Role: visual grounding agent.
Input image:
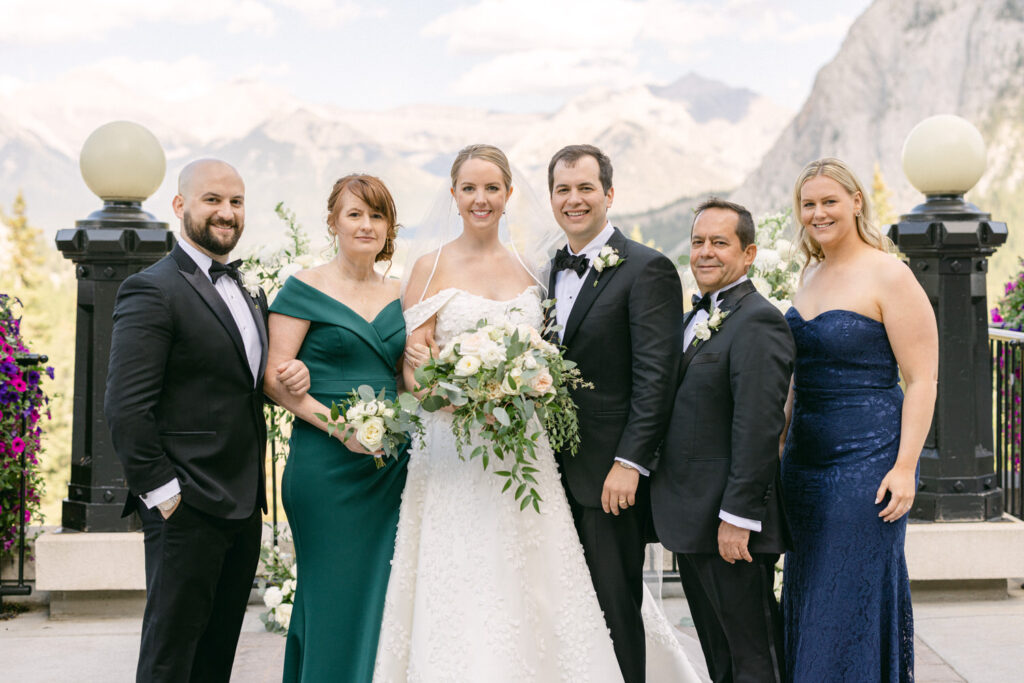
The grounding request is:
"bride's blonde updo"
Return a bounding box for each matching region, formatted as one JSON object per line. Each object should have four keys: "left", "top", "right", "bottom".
{"left": 793, "top": 157, "right": 894, "bottom": 271}
{"left": 450, "top": 144, "right": 513, "bottom": 190}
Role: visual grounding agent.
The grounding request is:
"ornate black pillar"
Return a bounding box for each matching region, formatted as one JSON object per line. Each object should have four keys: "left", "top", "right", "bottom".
{"left": 54, "top": 122, "right": 172, "bottom": 531}
{"left": 888, "top": 115, "right": 1006, "bottom": 521}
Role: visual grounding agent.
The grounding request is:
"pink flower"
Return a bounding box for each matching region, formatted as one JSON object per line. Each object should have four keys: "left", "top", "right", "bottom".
{"left": 10, "top": 378, "right": 27, "bottom": 392}
{"left": 10, "top": 437, "right": 24, "bottom": 454}
{"left": 992, "top": 308, "right": 1004, "bottom": 324}
{"left": 1006, "top": 281, "right": 1017, "bottom": 294}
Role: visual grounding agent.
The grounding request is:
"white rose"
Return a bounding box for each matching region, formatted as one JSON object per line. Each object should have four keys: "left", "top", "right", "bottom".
{"left": 754, "top": 248, "right": 780, "bottom": 272}
{"left": 484, "top": 380, "right": 504, "bottom": 401}
{"left": 752, "top": 276, "right": 771, "bottom": 297}
{"left": 458, "top": 331, "right": 486, "bottom": 357}
{"left": 258, "top": 241, "right": 285, "bottom": 264}
{"left": 529, "top": 368, "right": 555, "bottom": 396}
{"left": 479, "top": 340, "right": 507, "bottom": 368}
{"left": 501, "top": 367, "right": 524, "bottom": 395}
{"left": 263, "top": 586, "right": 283, "bottom": 609}
{"left": 592, "top": 258, "right": 605, "bottom": 272}
{"left": 345, "top": 403, "right": 365, "bottom": 421}
{"left": 708, "top": 309, "right": 724, "bottom": 327}
{"left": 693, "top": 321, "right": 711, "bottom": 342}
{"left": 775, "top": 238, "right": 793, "bottom": 258}
{"left": 607, "top": 254, "right": 620, "bottom": 266}
{"left": 290, "top": 563, "right": 298, "bottom": 579}
{"left": 438, "top": 342, "right": 456, "bottom": 363}
{"left": 486, "top": 325, "right": 505, "bottom": 342}
{"left": 240, "top": 269, "right": 262, "bottom": 296}
{"left": 282, "top": 579, "right": 296, "bottom": 597}
{"left": 381, "top": 407, "right": 395, "bottom": 419}
{"left": 363, "top": 401, "right": 378, "bottom": 416}
{"left": 522, "top": 354, "right": 538, "bottom": 370}
{"left": 455, "top": 355, "right": 482, "bottom": 377}
{"left": 356, "top": 416, "right": 385, "bottom": 451}
{"left": 599, "top": 245, "right": 614, "bottom": 257}
{"left": 274, "top": 602, "right": 293, "bottom": 630}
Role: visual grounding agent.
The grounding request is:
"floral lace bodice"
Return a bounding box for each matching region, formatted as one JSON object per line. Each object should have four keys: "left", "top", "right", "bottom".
{"left": 404, "top": 285, "right": 544, "bottom": 347}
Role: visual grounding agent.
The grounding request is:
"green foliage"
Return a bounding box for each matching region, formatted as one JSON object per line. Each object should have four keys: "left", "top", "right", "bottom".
{"left": 256, "top": 523, "right": 296, "bottom": 635}
{"left": 0, "top": 192, "right": 44, "bottom": 288}
{"left": 990, "top": 258, "right": 1024, "bottom": 330}
{"left": 315, "top": 385, "right": 422, "bottom": 469}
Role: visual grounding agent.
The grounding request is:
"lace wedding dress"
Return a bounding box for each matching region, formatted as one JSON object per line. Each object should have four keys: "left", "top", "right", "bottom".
{"left": 373, "top": 285, "right": 702, "bottom": 683}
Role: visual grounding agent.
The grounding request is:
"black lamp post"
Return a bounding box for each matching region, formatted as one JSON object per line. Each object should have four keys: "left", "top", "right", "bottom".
{"left": 55, "top": 121, "right": 174, "bottom": 532}
{"left": 888, "top": 115, "right": 1006, "bottom": 521}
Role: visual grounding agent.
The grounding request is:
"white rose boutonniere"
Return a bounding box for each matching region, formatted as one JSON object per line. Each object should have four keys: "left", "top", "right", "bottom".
{"left": 240, "top": 267, "right": 262, "bottom": 298}
{"left": 691, "top": 306, "right": 730, "bottom": 347}
{"left": 592, "top": 245, "right": 625, "bottom": 287}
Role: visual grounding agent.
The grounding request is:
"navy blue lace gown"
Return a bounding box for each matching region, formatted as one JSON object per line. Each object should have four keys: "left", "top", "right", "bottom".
{"left": 780, "top": 308, "right": 914, "bottom": 683}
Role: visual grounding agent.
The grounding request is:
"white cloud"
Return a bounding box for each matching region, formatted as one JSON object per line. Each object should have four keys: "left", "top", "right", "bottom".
{"left": 448, "top": 48, "right": 643, "bottom": 97}
{"left": 0, "top": 0, "right": 277, "bottom": 43}
{"left": 62, "top": 56, "right": 222, "bottom": 102}
{"left": 272, "top": 0, "right": 374, "bottom": 27}
{"left": 423, "top": 0, "right": 645, "bottom": 54}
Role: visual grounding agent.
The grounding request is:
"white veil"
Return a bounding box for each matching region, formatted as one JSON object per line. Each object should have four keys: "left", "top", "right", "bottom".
{"left": 397, "top": 166, "right": 563, "bottom": 304}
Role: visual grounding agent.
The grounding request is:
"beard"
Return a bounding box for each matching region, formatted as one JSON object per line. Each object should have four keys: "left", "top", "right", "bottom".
{"left": 183, "top": 210, "right": 243, "bottom": 256}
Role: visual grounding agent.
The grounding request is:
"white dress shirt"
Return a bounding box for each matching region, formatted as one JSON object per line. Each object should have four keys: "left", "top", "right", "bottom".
{"left": 682, "top": 275, "right": 761, "bottom": 532}
{"left": 553, "top": 223, "right": 647, "bottom": 476}
{"left": 141, "top": 238, "right": 262, "bottom": 509}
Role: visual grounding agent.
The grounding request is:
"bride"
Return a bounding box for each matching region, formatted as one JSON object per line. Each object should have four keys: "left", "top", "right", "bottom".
{"left": 373, "top": 144, "right": 703, "bottom": 682}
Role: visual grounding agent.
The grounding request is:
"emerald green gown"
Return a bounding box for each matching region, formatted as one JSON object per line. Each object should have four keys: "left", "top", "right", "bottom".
{"left": 270, "top": 277, "right": 408, "bottom": 683}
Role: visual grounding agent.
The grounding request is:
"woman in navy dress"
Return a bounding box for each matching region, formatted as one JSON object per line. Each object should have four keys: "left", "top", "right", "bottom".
{"left": 780, "top": 158, "right": 937, "bottom": 682}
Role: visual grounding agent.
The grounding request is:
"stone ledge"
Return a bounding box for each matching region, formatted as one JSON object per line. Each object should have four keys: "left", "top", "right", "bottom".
{"left": 906, "top": 514, "right": 1024, "bottom": 581}
{"left": 35, "top": 530, "right": 145, "bottom": 592}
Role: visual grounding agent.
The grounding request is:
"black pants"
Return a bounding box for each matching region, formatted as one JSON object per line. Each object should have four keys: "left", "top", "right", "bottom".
{"left": 566, "top": 480, "right": 650, "bottom": 683}
{"left": 137, "top": 501, "right": 262, "bottom": 683}
{"left": 679, "top": 553, "right": 784, "bottom": 683}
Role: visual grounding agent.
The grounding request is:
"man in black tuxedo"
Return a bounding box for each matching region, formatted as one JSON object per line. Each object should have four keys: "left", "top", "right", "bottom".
{"left": 547, "top": 144, "right": 683, "bottom": 683}
{"left": 105, "top": 159, "right": 307, "bottom": 682}
{"left": 651, "top": 198, "right": 794, "bottom": 683}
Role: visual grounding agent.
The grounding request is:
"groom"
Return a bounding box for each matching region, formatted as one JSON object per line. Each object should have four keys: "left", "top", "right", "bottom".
{"left": 547, "top": 144, "right": 683, "bottom": 683}
{"left": 651, "top": 198, "right": 794, "bottom": 682}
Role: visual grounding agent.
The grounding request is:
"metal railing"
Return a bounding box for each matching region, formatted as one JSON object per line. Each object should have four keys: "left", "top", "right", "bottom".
{"left": 0, "top": 353, "right": 47, "bottom": 606}
{"left": 991, "top": 327, "right": 1024, "bottom": 519}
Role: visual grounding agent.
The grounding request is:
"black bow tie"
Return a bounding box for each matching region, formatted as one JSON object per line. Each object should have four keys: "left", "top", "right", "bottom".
{"left": 554, "top": 247, "right": 590, "bottom": 277}
{"left": 691, "top": 292, "right": 712, "bottom": 314}
{"left": 209, "top": 259, "right": 243, "bottom": 284}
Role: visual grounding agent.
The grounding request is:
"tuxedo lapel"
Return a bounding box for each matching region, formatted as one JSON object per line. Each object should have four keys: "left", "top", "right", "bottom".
{"left": 678, "top": 280, "right": 757, "bottom": 382}
{"left": 172, "top": 245, "right": 252, "bottom": 377}
{"left": 244, "top": 289, "right": 269, "bottom": 381}
{"left": 562, "top": 228, "right": 627, "bottom": 347}
{"left": 544, "top": 264, "right": 559, "bottom": 342}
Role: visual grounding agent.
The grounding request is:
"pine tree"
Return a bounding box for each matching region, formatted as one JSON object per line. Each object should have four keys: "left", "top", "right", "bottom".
{"left": 871, "top": 163, "right": 897, "bottom": 227}
{"left": 0, "top": 191, "right": 44, "bottom": 288}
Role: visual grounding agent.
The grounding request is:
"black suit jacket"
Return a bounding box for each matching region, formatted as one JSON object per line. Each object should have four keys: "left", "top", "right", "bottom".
{"left": 105, "top": 244, "right": 269, "bottom": 520}
{"left": 548, "top": 228, "right": 683, "bottom": 508}
{"left": 651, "top": 280, "right": 794, "bottom": 554}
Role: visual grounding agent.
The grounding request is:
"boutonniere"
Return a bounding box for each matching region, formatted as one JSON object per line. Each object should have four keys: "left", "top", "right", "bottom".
{"left": 692, "top": 307, "right": 729, "bottom": 347}
{"left": 240, "top": 268, "right": 262, "bottom": 299}
{"left": 592, "top": 245, "right": 625, "bottom": 287}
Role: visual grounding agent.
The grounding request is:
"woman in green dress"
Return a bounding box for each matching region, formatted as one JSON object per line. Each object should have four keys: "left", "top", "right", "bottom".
{"left": 264, "top": 174, "right": 408, "bottom": 682}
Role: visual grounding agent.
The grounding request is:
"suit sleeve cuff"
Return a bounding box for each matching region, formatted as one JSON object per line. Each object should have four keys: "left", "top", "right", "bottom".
{"left": 719, "top": 509, "right": 762, "bottom": 533}
{"left": 615, "top": 457, "right": 650, "bottom": 477}
{"left": 140, "top": 479, "right": 181, "bottom": 509}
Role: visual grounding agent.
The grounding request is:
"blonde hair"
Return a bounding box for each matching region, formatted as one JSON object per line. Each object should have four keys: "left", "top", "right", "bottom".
{"left": 793, "top": 157, "right": 893, "bottom": 271}
{"left": 450, "top": 144, "right": 512, "bottom": 190}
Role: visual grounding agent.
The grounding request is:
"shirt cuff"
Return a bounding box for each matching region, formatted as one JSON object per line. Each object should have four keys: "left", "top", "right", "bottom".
{"left": 140, "top": 479, "right": 181, "bottom": 509}
{"left": 718, "top": 509, "right": 762, "bottom": 533}
{"left": 615, "top": 457, "right": 650, "bottom": 477}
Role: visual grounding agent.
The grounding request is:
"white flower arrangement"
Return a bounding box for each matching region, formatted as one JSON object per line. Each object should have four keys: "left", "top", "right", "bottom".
{"left": 257, "top": 525, "right": 297, "bottom": 635}
{"left": 749, "top": 210, "right": 802, "bottom": 313}
{"left": 692, "top": 306, "right": 730, "bottom": 347}
{"left": 317, "top": 385, "right": 421, "bottom": 469}
{"left": 414, "top": 320, "right": 590, "bottom": 512}
{"left": 592, "top": 245, "right": 625, "bottom": 286}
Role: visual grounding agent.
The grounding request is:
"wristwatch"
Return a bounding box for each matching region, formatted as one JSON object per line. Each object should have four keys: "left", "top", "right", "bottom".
{"left": 157, "top": 493, "right": 181, "bottom": 513}
{"left": 616, "top": 460, "right": 637, "bottom": 471}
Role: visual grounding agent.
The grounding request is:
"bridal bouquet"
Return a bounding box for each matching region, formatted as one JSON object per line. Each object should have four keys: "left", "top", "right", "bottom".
{"left": 414, "top": 320, "right": 590, "bottom": 512}
{"left": 317, "top": 385, "right": 421, "bottom": 468}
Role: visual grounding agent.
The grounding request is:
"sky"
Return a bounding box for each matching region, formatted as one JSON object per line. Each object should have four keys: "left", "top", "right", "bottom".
{"left": 0, "top": 0, "right": 873, "bottom": 113}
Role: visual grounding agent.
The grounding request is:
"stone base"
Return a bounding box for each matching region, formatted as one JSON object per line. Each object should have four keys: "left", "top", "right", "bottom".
{"left": 910, "top": 578, "right": 1010, "bottom": 601}
{"left": 48, "top": 590, "right": 147, "bottom": 619}
{"left": 905, "top": 513, "right": 1024, "bottom": 597}
{"left": 35, "top": 530, "right": 146, "bottom": 593}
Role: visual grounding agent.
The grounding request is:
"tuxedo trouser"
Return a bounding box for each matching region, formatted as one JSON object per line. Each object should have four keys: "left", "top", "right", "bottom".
{"left": 678, "top": 552, "right": 783, "bottom": 683}
{"left": 566, "top": 479, "right": 649, "bottom": 683}
{"left": 138, "top": 502, "right": 262, "bottom": 683}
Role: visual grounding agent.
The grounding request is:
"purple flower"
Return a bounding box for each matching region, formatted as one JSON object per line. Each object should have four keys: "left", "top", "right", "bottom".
{"left": 1008, "top": 281, "right": 1018, "bottom": 294}
{"left": 992, "top": 307, "right": 1005, "bottom": 324}
{"left": 9, "top": 377, "right": 27, "bottom": 392}
{"left": 46, "top": 366, "right": 54, "bottom": 380}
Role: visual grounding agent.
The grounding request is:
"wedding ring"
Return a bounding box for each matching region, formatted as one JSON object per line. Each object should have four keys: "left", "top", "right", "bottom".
{"left": 618, "top": 497, "right": 627, "bottom": 504}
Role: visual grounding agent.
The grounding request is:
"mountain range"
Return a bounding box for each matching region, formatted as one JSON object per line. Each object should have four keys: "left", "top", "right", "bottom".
{"left": 0, "top": 71, "right": 790, "bottom": 248}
